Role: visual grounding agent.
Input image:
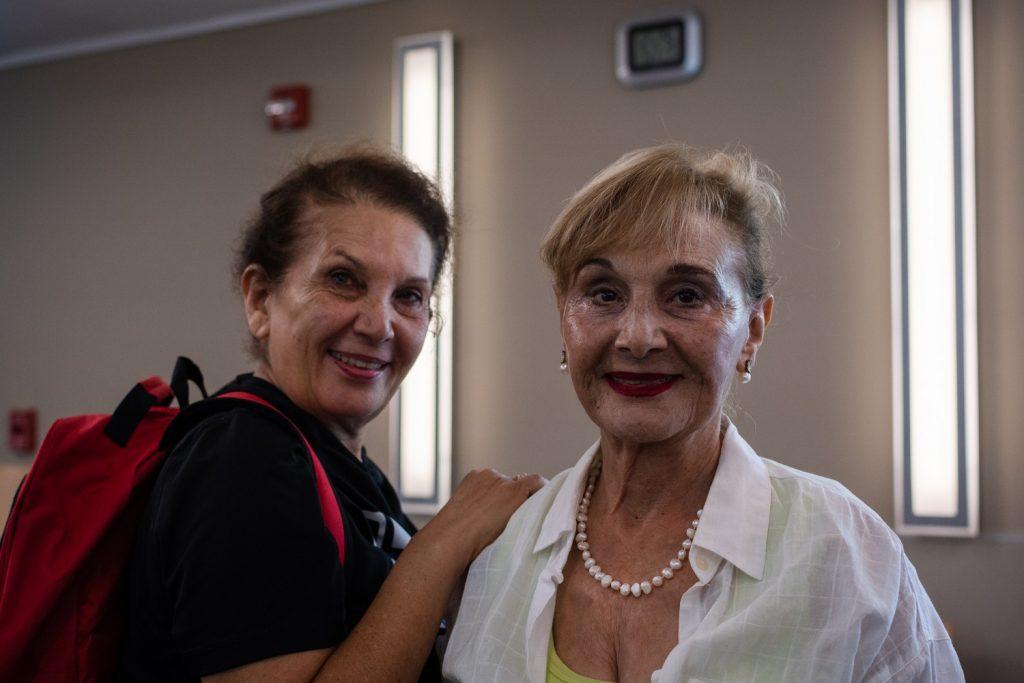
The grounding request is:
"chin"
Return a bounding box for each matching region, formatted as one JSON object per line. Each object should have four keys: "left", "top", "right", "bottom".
{"left": 593, "top": 413, "right": 682, "bottom": 445}
{"left": 318, "top": 391, "right": 380, "bottom": 425}
{"left": 590, "top": 394, "right": 709, "bottom": 446}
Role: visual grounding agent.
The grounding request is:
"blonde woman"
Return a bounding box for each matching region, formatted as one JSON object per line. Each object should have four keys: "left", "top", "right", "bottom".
{"left": 443, "top": 144, "right": 962, "bottom": 682}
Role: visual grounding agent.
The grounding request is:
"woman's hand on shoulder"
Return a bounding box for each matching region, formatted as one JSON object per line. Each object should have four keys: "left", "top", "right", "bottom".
{"left": 425, "top": 469, "right": 545, "bottom": 565}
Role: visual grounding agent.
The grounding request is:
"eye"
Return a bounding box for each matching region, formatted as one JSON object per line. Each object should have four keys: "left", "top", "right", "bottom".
{"left": 672, "top": 287, "right": 704, "bottom": 307}
{"left": 329, "top": 269, "right": 357, "bottom": 287}
{"left": 588, "top": 287, "right": 620, "bottom": 305}
{"left": 396, "top": 288, "right": 426, "bottom": 308}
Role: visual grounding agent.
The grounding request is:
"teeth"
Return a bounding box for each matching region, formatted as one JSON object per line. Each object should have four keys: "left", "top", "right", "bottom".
{"left": 330, "top": 351, "right": 385, "bottom": 370}
{"left": 614, "top": 376, "right": 671, "bottom": 386}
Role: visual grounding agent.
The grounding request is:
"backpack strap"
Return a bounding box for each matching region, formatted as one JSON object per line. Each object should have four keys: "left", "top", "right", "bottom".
{"left": 170, "top": 356, "right": 208, "bottom": 409}
{"left": 104, "top": 376, "right": 174, "bottom": 448}
{"left": 103, "top": 355, "right": 207, "bottom": 449}
{"left": 217, "top": 391, "right": 346, "bottom": 567}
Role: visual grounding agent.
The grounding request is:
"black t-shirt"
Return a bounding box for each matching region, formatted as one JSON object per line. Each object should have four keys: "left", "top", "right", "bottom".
{"left": 119, "top": 374, "right": 441, "bottom": 680}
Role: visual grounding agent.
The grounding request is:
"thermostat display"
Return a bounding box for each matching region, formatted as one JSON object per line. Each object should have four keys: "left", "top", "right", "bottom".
{"left": 616, "top": 10, "right": 703, "bottom": 87}
{"left": 630, "top": 21, "right": 684, "bottom": 71}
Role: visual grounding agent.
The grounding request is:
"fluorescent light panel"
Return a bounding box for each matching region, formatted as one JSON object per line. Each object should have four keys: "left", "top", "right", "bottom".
{"left": 391, "top": 32, "right": 454, "bottom": 514}
{"left": 889, "top": 0, "right": 978, "bottom": 535}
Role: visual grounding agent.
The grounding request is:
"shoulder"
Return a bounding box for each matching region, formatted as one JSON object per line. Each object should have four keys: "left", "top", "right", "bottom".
{"left": 510, "top": 467, "right": 576, "bottom": 527}
{"left": 132, "top": 403, "right": 350, "bottom": 677}
{"left": 483, "top": 467, "right": 575, "bottom": 561}
{"left": 459, "top": 465, "right": 575, "bottom": 604}
{"left": 153, "top": 404, "right": 315, "bottom": 522}
{"left": 762, "top": 457, "right": 902, "bottom": 556}
{"left": 751, "top": 456, "right": 908, "bottom": 618}
{"left": 145, "top": 404, "right": 337, "bottom": 581}
{"left": 763, "top": 455, "right": 864, "bottom": 504}
{"left": 457, "top": 464, "right": 575, "bottom": 613}
{"left": 739, "top": 457, "right": 959, "bottom": 678}
{"left": 166, "top": 403, "right": 306, "bottom": 476}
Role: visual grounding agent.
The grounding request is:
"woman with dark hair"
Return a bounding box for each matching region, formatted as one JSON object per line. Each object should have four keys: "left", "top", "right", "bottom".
{"left": 119, "top": 148, "right": 542, "bottom": 681}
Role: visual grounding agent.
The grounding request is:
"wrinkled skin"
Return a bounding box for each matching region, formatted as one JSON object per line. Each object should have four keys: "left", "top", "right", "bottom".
{"left": 242, "top": 201, "right": 434, "bottom": 454}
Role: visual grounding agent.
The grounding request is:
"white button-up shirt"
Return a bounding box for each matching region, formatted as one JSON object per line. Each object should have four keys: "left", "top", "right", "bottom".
{"left": 443, "top": 424, "right": 963, "bottom": 682}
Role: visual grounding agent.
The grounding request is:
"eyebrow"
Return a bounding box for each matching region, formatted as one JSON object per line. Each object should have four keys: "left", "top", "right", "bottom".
{"left": 576, "top": 258, "right": 717, "bottom": 280}
{"left": 666, "top": 263, "right": 717, "bottom": 280}
{"left": 328, "top": 249, "right": 431, "bottom": 287}
{"left": 575, "top": 257, "right": 615, "bottom": 274}
{"left": 328, "top": 249, "right": 364, "bottom": 270}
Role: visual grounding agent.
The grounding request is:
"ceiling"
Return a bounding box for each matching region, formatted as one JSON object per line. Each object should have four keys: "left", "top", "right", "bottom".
{"left": 0, "top": 0, "right": 383, "bottom": 70}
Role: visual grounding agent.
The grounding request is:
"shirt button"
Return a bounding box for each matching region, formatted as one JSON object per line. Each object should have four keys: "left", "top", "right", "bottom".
{"left": 694, "top": 557, "right": 708, "bottom": 571}
{"left": 542, "top": 570, "right": 564, "bottom": 584}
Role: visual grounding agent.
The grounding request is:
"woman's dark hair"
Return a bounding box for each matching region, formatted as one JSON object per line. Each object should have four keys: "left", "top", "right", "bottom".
{"left": 235, "top": 146, "right": 452, "bottom": 290}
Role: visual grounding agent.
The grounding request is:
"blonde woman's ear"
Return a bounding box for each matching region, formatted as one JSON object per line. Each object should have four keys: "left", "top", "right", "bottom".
{"left": 760, "top": 294, "right": 774, "bottom": 328}
{"left": 742, "top": 294, "right": 773, "bottom": 360}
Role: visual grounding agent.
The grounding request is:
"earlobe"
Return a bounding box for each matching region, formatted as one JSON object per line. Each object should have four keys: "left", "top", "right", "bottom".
{"left": 241, "top": 265, "right": 272, "bottom": 341}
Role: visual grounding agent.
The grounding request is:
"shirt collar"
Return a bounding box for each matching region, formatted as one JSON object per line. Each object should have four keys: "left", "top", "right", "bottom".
{"left": 533, "top": 441, "right": 600, "bottom": 554}
{"left": 689, "top": 421, "right": 771, "bottom": 582}
{"left": 531, "top": 422, "right": 771, "bottom": 582}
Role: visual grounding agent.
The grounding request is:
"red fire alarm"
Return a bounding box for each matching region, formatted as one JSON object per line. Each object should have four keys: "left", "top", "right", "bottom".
{"left": 265, "top": 84, "right": 311, "bottom": 131}
{"left": 9, "top": 408, "right": 36, "bottom": 454}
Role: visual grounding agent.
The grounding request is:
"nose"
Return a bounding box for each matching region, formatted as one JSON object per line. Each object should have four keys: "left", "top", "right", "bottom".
{"left": 615, "top": 299, "right": 667, "bottom": 358}
{"left": 353, "top": 296, "right": 395, "bottom": 344}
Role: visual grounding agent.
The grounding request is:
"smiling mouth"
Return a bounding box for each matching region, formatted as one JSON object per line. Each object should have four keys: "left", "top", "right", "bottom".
{"left": 328, "top": 350, "right": 389, "bottom": 379}
{"left": 604, "top": 372, "right": 679, "bottom": 397}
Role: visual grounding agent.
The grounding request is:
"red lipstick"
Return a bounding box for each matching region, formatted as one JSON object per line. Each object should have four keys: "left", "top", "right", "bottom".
{"left": 605, "top": 372, "right": 678, "bottom": 398}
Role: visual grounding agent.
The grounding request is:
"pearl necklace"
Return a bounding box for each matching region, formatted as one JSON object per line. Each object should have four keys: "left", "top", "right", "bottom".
{"left": 575, "top": 458, "right": 702, "bottom": 598}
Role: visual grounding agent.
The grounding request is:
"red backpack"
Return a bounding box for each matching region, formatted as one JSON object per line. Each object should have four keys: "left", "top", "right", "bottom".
{"left": 0, "top": 358, "right": 345, "bottom": 681}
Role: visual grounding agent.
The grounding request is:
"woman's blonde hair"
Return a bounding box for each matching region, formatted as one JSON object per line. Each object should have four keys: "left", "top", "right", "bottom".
{"left": 540, "top": 143, "right": 784, "bottom": 300}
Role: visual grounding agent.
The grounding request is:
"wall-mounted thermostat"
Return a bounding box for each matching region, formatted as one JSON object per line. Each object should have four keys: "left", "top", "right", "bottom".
{"left": 615, "top": 9, "right": 703, "bottom": 88}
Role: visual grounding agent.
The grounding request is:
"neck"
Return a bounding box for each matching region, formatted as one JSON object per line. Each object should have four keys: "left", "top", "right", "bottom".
{"left": 332, "top": 428, "right": 363, "bottom": 461}
{"left": 594, "top": 416, "right": 724, "bottom": 521}
{"left": 253, "top": 364, "right": 364, "bottom": 460}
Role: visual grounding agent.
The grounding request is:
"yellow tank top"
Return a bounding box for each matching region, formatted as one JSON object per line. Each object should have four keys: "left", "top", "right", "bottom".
{"left": 546, "top": 637, "right": 614, "bottom": 683}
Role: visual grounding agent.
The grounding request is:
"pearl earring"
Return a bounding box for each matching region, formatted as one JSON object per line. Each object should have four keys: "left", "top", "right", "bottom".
{"left": 740, "top": 359, "right": 752, "bottom": 384}
{"left": 559, "top": 349, "right": 568, "bottom": 373}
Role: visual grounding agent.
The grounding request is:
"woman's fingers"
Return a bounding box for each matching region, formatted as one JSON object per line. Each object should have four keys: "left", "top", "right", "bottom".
{"left": 427, "top": 468, "right": 547, "bottom": 562}
{"left": 513, "top": 473, "right": 546, "bottom": 496}
{"left": 493, "top": 470, "right": 545, "bottom": 500}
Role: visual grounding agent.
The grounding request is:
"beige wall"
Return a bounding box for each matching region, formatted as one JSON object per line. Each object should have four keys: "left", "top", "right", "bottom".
{"left": 1, "top": 0, "right": 1021, "bottom": 677}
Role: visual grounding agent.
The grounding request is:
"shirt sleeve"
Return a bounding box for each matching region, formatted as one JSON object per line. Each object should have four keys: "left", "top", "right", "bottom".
{"left": 862, "top": 552, "right": 965, "bottom": 682}
{"left": 154, "top": 408, "right": 349, "bottom": 676}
